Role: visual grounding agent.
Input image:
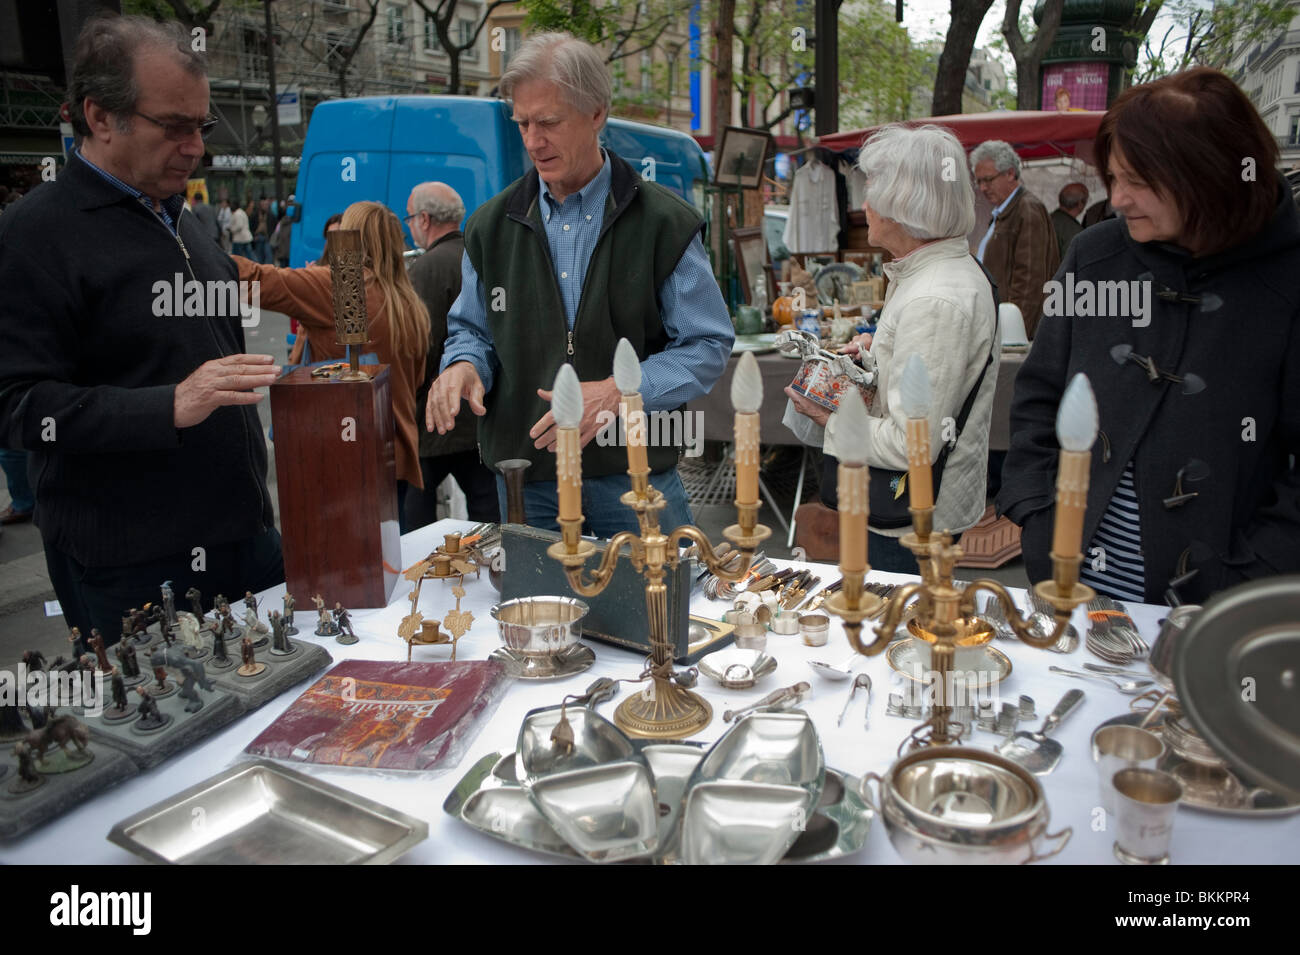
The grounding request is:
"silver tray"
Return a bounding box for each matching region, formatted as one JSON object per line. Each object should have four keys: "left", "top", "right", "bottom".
{"left": 443, "top": 747, "right": 872, "bottom": 864}
{"left": 108, "top": 760, "right": 428, "bottom": 864}
{"left": 1098, "top": 712, "right": 1300, "bottom": 817}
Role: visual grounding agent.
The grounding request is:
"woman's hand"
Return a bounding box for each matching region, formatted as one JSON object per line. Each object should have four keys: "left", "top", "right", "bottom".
{"left": 838, "top": 332, "right": 873, "bottom": 357}
{"left": 784, "top": 386, "right": 831, "bottom": 427}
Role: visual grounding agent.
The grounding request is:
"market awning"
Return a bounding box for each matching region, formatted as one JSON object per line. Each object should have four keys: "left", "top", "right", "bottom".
{"left": 817, "top": 110, "right": 1105, "bottom": 163}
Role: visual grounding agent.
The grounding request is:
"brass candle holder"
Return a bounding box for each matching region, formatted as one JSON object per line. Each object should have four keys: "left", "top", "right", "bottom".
{"left": 547, "top": 482, "right": 770, "bottom": 739}
{"left": 824, "top": 364, "right": 1099, "bottom": 752}
{"left": 545, "top": 346, "right": 771, "bottom": 739}
{"left": 325, "top": 229, "right": 372, "bottom": 382}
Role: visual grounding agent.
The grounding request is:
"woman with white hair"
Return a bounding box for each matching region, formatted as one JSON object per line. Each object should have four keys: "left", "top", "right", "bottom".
{"left": 786, "top": 124, "right": 999, "bottom": 573}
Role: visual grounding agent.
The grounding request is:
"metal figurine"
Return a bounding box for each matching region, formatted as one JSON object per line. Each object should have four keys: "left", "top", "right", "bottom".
{"left": 242, "top": 606, "right": 269, "bottom": 646}
{"left": 176, "top": 611, "right": 207, "bottom": 658}
{"left": 25, "top": 712, "right": 92, "bottom": 765}
{"left": 106, "top": 669, "right": 134, "bottom": 719}
{"left": 185, "top": 586, "right": 204, "bottom": 619}
{"left": 87, "top": 629, "right": 111, "bottom": 671}
{"left": 243, "top": 590, "right": 259, "bottom": 617}
{"left": 67, "top": 626, "right": 86, "bottom": 658}
{"left": 160, "top": 580, "right": 177, "bottom": 630}
{"left": 134, "top": 687, "right": 168, "bottom": 730}
{"left": 269, "top": 610, "right": 294, "bottom": 654}
{"left": 10, "top": 741, "right": 42, "bottom": 792}
{"left": 210, "top": 625, "right": 231, "bottom": 667}
{"left": 22, "top": 649, "right": 47, "bottom": 672}
{"left": 150, "top": 646, "right": 214, "bottom": 713}
{"left": 282, "top": 592, "right": 298, "bottom": 635}
{"left": 313, "top": 594, "right": 338, "bottom": 636}
{"left": 237, "top": 636, "right": 266, "bottom": 677}
{"left": 213, "top": 593, "right": 230, "bottom": 619}
{"left": 333, "top": 603, "right": 357, "bottom": 646}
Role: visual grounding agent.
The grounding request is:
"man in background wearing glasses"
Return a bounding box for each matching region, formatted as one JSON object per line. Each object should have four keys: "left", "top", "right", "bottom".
{"left": 970, "top": 139, "right": 1059, "bottom": 339}
{"left": 0, "top": 15, "right": 284, "bottom": 647}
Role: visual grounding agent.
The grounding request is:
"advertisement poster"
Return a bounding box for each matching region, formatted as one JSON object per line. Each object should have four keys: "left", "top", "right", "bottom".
{"left": 1042, "top": 62, "right": 1110, "bottom": 111}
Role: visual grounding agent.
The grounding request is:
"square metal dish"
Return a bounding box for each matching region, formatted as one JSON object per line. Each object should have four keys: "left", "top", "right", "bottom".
{"left": 108, "top": 760, "right": 428, "bottom": 864}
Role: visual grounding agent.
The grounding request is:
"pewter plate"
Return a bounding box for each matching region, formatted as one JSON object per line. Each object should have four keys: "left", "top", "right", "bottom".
{"left": 488, "top": 643, "right": 595, "bottom": 680}
{"left": 443, "top": 750, "right": 871, "bottom": 864}
{"left": 108, "top": 760, "right": 427, "bottom": 864}
{"left": 887, "top": 638, "right": 1012, "bottom": 686}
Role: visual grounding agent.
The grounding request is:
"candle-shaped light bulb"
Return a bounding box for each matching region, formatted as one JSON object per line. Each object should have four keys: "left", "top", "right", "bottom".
{"left": 899, "top": 352, "right": 934, "bottom": 511}
{"left": 731, "top": 351, "right": 763, "bottom": 413}
{"left": 899, "top": 353, "right": 932, "bottom": 419}
{"left": 731, "top": 351, "right": 763, "bottom": 507}
{"left": 1055, "top": 373, "right": 1098, "bottom": 452}
{"left": 612, "top": 338, "right": 648, "bottom": 476}
{"left": 1051, "top": 373, "right": 1097, "bottom": 560}
{"left": 551, "top": 363, "right": 584, "bottom": 522}
{"left": 834, "top": 388, "right": 870, "bottom": 574}
{"left": 612, "top": 337, "right": 642, "bottom": 394}
{"left": 551, "top": 363, "right": 583, "bottom": 428}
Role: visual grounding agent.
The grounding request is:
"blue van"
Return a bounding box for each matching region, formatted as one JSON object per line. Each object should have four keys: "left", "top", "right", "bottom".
{"left": 290, "top": 95, "right": 710, "bottom": 267}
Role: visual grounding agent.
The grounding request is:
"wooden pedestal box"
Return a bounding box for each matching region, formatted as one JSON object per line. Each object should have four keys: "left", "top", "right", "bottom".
{"left": 269, "top": 366, "right": 400, "bottom": 609}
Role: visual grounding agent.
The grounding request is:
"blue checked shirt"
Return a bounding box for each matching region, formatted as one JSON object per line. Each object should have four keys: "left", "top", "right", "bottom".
{"left": 441, "top": 151, "right": 733, "bottom": 412}
{"left": 75, "top": 149, "right": 186, "bottom": 234}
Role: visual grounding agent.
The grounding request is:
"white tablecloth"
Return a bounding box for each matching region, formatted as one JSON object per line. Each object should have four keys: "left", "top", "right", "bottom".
{"left": 6, "top": 519, "right": 1296, "bottom": 865}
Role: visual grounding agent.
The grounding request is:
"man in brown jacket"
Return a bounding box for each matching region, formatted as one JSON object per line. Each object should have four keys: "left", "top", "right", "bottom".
{"left": 404, "top": 181, "right": 497, "bottom": 528}
{"left": 971, "top": 140, "right": 1059, "bottom": 338}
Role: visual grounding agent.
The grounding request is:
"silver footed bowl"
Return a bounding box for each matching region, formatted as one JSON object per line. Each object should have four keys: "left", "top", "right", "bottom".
{"left": 491, "top": 595, "right": 589, "bottom": 657}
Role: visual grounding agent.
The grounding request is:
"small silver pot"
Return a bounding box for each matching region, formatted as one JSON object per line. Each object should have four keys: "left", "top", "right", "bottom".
{"left": 491, "top": 596, "right": 589, "bottom": 657}
{"left": 862, "top": 746, "right": 1070, "bottom": 865}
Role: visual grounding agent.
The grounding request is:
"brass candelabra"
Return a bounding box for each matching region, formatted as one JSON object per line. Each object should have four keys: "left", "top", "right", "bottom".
{"left": 548, "top": 476, "right": 770, "bottom": 739}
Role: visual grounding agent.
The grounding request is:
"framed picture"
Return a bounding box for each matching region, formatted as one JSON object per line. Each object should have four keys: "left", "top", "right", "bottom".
{"left": 713, "top": 126, "right": 772, "bottom": 189}
{"left": 731, "top": 226, "right": 773, "bottom": 305}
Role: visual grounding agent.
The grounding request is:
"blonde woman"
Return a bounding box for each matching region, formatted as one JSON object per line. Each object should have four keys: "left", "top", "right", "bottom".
{"left": 235, "top": 201, "right": 430, "bottom": 524}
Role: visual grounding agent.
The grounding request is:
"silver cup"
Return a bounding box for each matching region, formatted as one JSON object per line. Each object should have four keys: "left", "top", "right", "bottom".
{"left": 1112, "top": 767, "right": 1182, "bottom": 865}
{"left": 734, "top": 623, "right": 768, "bottom": 651}
{"left": 1092, "top": 725, "right": 1166, "bottom": 815}
{"left": 799, "top": 613, "right": 830, "bottom": 647}
{"left": 771, "top": 610, "right": 801, "bottom": 635}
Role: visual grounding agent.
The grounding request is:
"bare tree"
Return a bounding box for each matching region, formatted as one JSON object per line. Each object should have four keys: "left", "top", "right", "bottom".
{"left": 412, "top": 0, "right": 513, "bottom": 94}
{"left": 931, "top": 0, "right": 996, "bottom": 115}
{"left": 332, "top": 0, "right": 382, "bottom": 98}
{"left": 1002, "top": 0, "right": 1065, "bottom": 110}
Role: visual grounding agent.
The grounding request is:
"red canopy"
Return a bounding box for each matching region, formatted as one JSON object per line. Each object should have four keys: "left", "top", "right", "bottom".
{"left": 817, "top": 110, "right": 1105, "bottom": 163}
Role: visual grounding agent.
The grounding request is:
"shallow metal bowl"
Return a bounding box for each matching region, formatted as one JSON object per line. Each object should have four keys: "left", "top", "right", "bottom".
{"left": 697, "top": 647, "right": 778, "bottom": 689}
{"left": 516, "top": 704, "right": 636, "bottom": 782}
{"left": 680, "top": 781, "right": 815, "bottom": 865}
{"left": 491, "top": 596, "right": 589, "bottom": 657}
{"left": 866, "top": 747, "right": 1069, "bottom": 865}
{"left": 693, "top": 711, "right": 824, "bottom": 790}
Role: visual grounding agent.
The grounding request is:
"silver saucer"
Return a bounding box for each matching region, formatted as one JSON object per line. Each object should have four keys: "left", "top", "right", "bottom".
{"left": 488, "top": 643, "right": 595, "bottom": 680}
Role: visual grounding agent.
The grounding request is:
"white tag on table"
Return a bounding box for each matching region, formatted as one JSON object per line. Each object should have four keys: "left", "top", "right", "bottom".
{"left": 44, "top": 600, "right": 63, "bottom": 617}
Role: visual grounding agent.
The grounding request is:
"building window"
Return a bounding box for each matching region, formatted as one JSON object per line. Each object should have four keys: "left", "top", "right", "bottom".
{"left": 1289, "top": 114, "right": 1300, "bottom": 146}
{"left": 501, "top": 26, "right": 520, "bottom": 69}
{"left": 326, "top": 31, "right": 352, "bottom": 72}
{"left": 424, "top": 15, "right": 437, "bottom": 52}
{"left": 387, "top": 5, "right": 406, "bottom": 45}
{"left": 641, "top": 51, "right": 652, "bottom": 93}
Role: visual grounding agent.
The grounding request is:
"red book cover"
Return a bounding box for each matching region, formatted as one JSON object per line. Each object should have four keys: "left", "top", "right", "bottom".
{"left": 244, "top": 660, "right": 509, "bottom": 771}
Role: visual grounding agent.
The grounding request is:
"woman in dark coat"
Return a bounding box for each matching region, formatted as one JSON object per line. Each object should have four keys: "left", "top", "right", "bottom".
{"left": 998, "top": 67, "right": 1300, "bottom": 605}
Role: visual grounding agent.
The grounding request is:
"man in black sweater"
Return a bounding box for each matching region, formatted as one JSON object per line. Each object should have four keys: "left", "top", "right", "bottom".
{"left": 0, "top": 15, "right": 283, "bottom": 643}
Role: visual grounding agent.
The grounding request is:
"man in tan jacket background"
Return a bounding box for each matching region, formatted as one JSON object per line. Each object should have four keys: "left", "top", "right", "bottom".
{"left": 971, "top": 140, "right": 1059, "bottom": 338}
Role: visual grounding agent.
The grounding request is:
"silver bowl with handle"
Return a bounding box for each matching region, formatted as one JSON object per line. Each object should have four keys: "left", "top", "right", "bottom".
{"left": 862, "top": 746, "right": 1070, "bottom": 864}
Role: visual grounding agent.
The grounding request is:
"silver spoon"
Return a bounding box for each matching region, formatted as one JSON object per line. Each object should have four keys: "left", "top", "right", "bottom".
{"left": 807, "top": 651, "right": 860, "bottom": 681}
{"left": 838, "top": 673, "right": 872, "bottom": 726}
{"left": 1083, "top": 662, "right": 1152, "bottom": 680}
{"left": 1049, "top": 665, "right": 1153, "bottom": 695}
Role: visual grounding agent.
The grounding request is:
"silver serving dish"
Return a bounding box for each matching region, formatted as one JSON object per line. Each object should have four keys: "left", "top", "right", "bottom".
{"left": 697, "top": 646, "right": 778, "bottom": 689}
{"left": 491, "top": 595, "right": 589, "bottom": 657}
{"left": 444, "top": 749, "right": 871, "bottom": 864}
{"left": 680, "top": 710, "right": 825, "bottom": 865}
{"left": 864, "top": 746, "right": 1069, "bottom": 865}
{"left": 488, "top": 643, "right": 596, "bottom": 680}
{"left": 516, "top": 705, "right": 658, "bottom": 863}
{"left": 108, "top": 760, "right": 427, "bottom": 864}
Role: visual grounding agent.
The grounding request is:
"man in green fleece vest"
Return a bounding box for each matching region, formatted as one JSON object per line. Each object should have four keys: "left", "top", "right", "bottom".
{"left": 426, "top": 32, "right": 733, "bottom": 537}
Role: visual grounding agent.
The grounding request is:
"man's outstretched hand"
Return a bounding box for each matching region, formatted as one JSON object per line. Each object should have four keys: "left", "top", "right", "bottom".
{"left": 427, "top": 361, "right": 487, "bottom": 434}
{"left": 530, "top": 376, "right": 621, "bottom": 451}
{"left": 174, "top": 353, "right": 281, "bottom": 429}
